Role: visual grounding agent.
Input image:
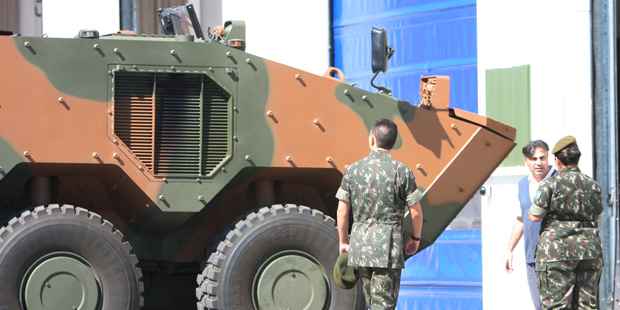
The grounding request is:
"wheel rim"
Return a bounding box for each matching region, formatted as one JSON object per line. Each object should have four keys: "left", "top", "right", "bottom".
{"left": 253, "top": 250, "right": 329, "bottom": 310}
{"left": 21, "top": 252, "right": 101, "bottom": 310}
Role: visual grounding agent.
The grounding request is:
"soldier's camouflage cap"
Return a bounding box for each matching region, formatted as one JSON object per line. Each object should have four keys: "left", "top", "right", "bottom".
{"left": 333, "top": 252, "right": 358, "bottom": 289}
{"left": 552, "top": 135, "right": 577, "bottom": 154}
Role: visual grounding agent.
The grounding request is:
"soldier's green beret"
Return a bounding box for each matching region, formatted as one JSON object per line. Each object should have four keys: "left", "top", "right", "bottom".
{"left": 552, "top": 135, "right": 577, "bottom": 154}
{"left": 333, "top": 252, "right": 358, "bottom": 289}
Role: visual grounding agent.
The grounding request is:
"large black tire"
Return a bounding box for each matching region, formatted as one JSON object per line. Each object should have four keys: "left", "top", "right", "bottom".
{"left": 196, "top": 204, "right": 365, "bottom": 310}
{"left": 0, "top": 204, "right": 143, "bottom": 309}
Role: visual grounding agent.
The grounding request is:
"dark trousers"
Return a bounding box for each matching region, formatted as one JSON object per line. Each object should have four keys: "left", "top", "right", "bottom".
{"left": 527, "top": 262, "right": 542, "bottom": 310}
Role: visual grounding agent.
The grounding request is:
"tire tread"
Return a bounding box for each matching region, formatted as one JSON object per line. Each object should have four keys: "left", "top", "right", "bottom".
{"left": 0, "top": 204, "right": 144, "bottom": 308}
{"left": 195, "top": 204, "right": 335, "bottom": 310}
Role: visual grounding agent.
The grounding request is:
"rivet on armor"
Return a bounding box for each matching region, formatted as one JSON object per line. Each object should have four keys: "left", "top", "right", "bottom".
{"left": 91, "top": 152, "right": 99, "bottom": 159}
{"left": 196, "top": 178, "right": 201, "bottom": 183}
{"left": 169, "top": 49, "right": 176, "bottom": 55}
{"left": 313, "top": 118, "right": 321, "bottom": 126}
{"left": 197, "top": 195, "right": 205, "bottom": 202}
{"left": 158, "top": 194, "right": 165, "bottom": 201}
{"left": 285, "top": 155, "right": 293, "bottom": 162}
{"left": 170, "top": 66, "right": 176, "bottom": 71}
{"left": 23, "top": 41, "right": 31, "bottom": 48}
{"left": 266, "top": 110, "right": 274, "bottom": 117}
{"left": 112, "top": 152, "right": 120, "bottom": 160}
{"left": 138, "top": 165, "right": 143, "bottom": 171}
{"left": 295, "top": 73, "right": 302, "bottom": 80}
{"left": 450, "top": 123, "right": 457, "bottom": 130}
{"left": 23, "top": 150, "right": 31, "bottom": 158}
{"left": 343, "top": 89, "right": 350, "bottom": 95}
{"left": 416, "top": 163, "right": 423, "bottom": 170}
{"left": 361, "top": 95, "right": 368, "bottom": 101}
{"left": 245, "top": 58, "right": 252, "bottom": 64}
{"left": 162, "top": 177, "right": 168, "bottom": 183}
{"left": 57, "top": 97, "right": 65, "bottom": 104}
{"left": 233, "top": 135, "right": 239, "bottom": 142}
{"left": 113, "top": 48, "right": 120, "bottom": 54}
{"left": 226, "top": 51, "right": 232, "bottom": 57}
{"left": 112, "top": 138, "right": 118, "bottom": 144}
{"left": 245, "top": 154, "right": 252, "bottom": 161}
{"left": 458, "top": 187, "right": 465, "bottom": 193}
{"left": 92, "top": 43, "right": 100, "bottom": 49}
{"left": 326, "top": 156, "right": 334, "bottom": 163}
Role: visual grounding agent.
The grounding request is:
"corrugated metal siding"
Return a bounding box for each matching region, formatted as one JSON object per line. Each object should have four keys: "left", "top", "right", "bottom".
{"left": 332, "top": 1, "right": 480, "bottom": 308}
{"left": 486, "top": 65, "right": 531, "bottom": 166}
{"left": 332, "top": 0, "right": 478, "bottom": 112}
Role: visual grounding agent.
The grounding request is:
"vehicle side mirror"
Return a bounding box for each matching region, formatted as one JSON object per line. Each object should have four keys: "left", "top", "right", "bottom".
{"left": 371, "top": 27, "right": 392, "bottom": 73}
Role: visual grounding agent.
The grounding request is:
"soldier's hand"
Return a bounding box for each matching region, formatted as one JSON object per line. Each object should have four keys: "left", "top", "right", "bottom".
{"left": 504, "top": 251, "right": 514, "bottom": 273}
{"left": 405, "top": 238, "right": 420, "bottom": 255}
{"left": 339, "top": 243, "right": 349, "bottom": 253}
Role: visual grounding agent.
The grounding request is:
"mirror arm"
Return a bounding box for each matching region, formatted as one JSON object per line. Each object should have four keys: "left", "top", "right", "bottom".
{"left": 370, "top": 72, "right": 391, "bottom": 95}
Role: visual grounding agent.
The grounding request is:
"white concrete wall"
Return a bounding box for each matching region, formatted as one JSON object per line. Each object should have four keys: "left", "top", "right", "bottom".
{"left": 221, "top": 0, "right": 330, "bottom": 75}
{"left": 478, "top": 1, "right": 593, "bottom": 309}
{"left": 481, "top": 170, "right": 533, "bottom": 309}
{"left": 477, "top": 0, "right": 593, "bottom": 174}
{"left": 39, "top": 0, "right": 329, "bottom": 74}
{"left": 42, "top": 0, "right": 119, "bottom": 38}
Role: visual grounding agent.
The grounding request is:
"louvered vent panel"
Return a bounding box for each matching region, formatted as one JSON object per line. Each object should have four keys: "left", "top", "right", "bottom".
{"left": 154, "top": 73, "right": 203, "bottom": 176}
{"left": 202, "top": 78, "right": 231, "bottom": 175}
{"left": 113, "top": 72, "right": 155, "bottom": 171}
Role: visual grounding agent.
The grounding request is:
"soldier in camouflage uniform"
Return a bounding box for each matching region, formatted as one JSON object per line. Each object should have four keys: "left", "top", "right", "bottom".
{"left": 528, "top": 136, "right": 603, "bottom": 309}
{"left": 336, "top": 119, "right": 423, "bottom": 310}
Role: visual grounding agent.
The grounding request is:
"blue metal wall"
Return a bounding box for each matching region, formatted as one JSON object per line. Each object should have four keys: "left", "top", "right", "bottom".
{"left": 331, "top": 1, "right": 480, "bottom": 308}
{"left": 332, "top": 0, "right": 477, "bottom": 112}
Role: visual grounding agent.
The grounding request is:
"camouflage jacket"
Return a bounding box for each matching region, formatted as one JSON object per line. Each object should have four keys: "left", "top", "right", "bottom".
{"left": 336, "top": 149, "right": 417, "bottom": 269}
{"left": 530, "top": 167, "right": 603, "bottom": 264}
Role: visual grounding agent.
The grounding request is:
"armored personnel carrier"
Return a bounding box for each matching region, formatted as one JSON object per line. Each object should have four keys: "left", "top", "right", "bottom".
{"left": 0, "top": 5, "right": 515, "bottom": 310}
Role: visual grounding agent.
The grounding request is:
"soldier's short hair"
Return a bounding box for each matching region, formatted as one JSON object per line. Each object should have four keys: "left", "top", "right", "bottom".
{"left": 522, "top": 140, "right": 549, "bottom": 159}
{"left": 555, "top": 143, "right": 581, "bottom": 165}
{"left": 372, "top": 119, "right": 398, "bottom": 149}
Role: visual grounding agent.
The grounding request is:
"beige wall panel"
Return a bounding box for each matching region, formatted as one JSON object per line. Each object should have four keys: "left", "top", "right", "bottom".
{"left": 0, "top": 0, "right": 19, "bottom": 32}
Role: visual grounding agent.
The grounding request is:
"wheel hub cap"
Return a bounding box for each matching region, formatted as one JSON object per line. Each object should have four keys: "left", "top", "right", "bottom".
{"left": 23, "top": 254, "right": 100, "bottom": 310}
{"left": 254, "top": 252, "right": 328, "bottom": 310}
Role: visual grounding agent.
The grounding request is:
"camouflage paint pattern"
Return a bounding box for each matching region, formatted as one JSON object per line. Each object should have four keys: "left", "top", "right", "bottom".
{"left": 358, "top": 267, "right": 401, "bottom": 310}
{"left": 0, "top": 33, "right": 516, "bottom": 260}
{"left": 336, "top": 149, "right": 417, "bottom": 269}
{"left": 537, "top": 258, "right": 602, "bottom": 309}
{"left": 531, "top": 167, "right": 603, "bottom": 264}
{"left": 530, "top": 166, "right": 604, "bottom": 309}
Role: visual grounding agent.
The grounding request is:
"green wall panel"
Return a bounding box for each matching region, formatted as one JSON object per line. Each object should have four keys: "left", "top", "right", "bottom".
{"left": 486, "top": 65, "right": 530, "bottom": 166}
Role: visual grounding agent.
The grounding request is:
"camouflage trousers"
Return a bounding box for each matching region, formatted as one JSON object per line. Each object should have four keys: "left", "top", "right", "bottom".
{"left": 536, "top": 257, "right": 603, "bottom": 309}
{"left": 358, "top": 267, "right": 401, "bottom": 310}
